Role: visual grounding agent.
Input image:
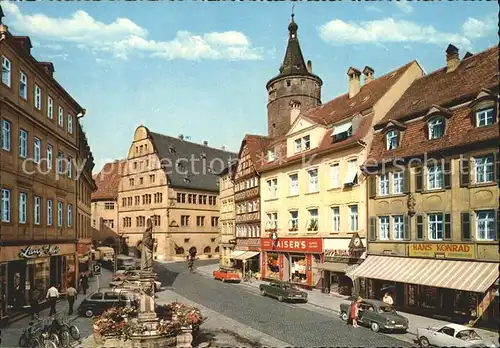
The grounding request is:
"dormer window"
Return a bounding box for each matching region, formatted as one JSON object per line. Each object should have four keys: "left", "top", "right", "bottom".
{"left": 267, "top": 149, "right": 276, "bottom": 162}
{"left": 428, "top": 117, "right": 444, "bottom": 139}
{"left": 476, "top": 108, "right": 495, "bottom": 127}
{"left": 386, "top": 130, "right": 399, "bottom": 150}
{"left": 294, "top": 135, "right": 311, "bottom": 153}
{"left": 331, "top": 122, "right": 353, "bottom": 142}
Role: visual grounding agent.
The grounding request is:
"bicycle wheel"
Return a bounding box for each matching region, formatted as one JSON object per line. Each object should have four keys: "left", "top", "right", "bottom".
{"left": 19, "top": 332, "right": 29, "bottom": 347}
{"left": 69, "top": 325, "right": 81, "bottom": 340}
{"left": 59, "top": 330, "right": 71, "bottom": 347}
{"left": 49, "top": 333, "right": 60, "bottom": 347}
{"left": 28, "top": 337, "right": 42, "bottom": 348}
{"left": 46, "top": 339, "right": 58, "bottom": 348}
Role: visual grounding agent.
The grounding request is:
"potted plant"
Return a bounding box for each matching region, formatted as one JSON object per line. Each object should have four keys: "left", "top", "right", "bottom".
{"left": 307, "top": 220, "right": 318, "bottom": 231}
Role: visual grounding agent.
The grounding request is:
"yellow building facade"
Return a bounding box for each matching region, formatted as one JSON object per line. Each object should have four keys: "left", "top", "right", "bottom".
{"left": 217, "top": 164, "right": 236, "bottom": 267}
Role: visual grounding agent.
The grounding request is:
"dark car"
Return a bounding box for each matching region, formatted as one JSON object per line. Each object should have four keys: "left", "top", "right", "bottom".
{"left": 259, "top": 280, "right": 308, "bottom": 303}
{"left": 77, "top": 288, "right": 132, "bottom": 317}
{"left": 339, "top": 298, "right": 409, "bottom": 332}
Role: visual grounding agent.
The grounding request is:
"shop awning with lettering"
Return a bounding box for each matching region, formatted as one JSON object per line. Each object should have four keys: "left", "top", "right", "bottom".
{"left": 314, "top": 262, "right": 348, "bottom": 273}
{"left": 229, "top": 250, "right": 247, "bottom": 259}
{"left": 232, "top": 251, "right": 260, "bottom": 260}
{"left": 346, "top": 255, "right": 499, "bottom": 293}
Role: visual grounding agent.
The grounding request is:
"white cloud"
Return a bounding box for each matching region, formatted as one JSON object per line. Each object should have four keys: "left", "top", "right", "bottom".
{"left": 2, "top": 2, "right": 262, "bottom": 61}
{"left": 319, "top": 16, "right": 495, "bottom": 49}
{"left": 46, "top": 53, "right": 68, "bottom": 60}
{"left": 394, "top": 1, "right": 414, "bottom": 14}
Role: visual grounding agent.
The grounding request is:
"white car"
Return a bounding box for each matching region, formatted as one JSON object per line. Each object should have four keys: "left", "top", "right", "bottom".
{"left": 417, "top": 324, "right": 497, "bottom": 347}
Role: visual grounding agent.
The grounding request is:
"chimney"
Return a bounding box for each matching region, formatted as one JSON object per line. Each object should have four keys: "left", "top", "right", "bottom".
{"left": 289, "top": 100, "right": 301, "bottom": 124}
{"left": 178, "top": 134, "right": 184, "bottom": 140}
{"left": 446, "top": 44, "right": 460, "bottom": 72}
{"left": 307, "top": 60, "right": 312, "bottom": 74}
{"left": 362, "top": 66, "right": 374, "bottom": 84}
{"left": 203, "top": 141, "right": 208, "bottom": 146}
{"left": 221, "top": 145, "right": 226, "bottom": 151}
{"left": 463, "top": 51, "right": 473, "bottom": 59}
{"left": 347, "top": 67, "right": 361, "bottom": 98}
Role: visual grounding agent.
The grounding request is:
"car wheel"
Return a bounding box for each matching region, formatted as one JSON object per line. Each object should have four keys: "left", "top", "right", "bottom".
{"left": 278, "top": 295, "right": 284, "bottom": 302}
{"left": 341, "top": 312, "right": 348, "bottom": 321}
{"left": 260, "top": 289, "right": 266, "bottom": 296}
{"left": 419, "top": 336, "right": 430, "bottom": 347}
{"left": 85, "top": 309, "right": 94, "bottom": 317}
{"left": 370, "top": 322, "right": 380, "bottom": 332}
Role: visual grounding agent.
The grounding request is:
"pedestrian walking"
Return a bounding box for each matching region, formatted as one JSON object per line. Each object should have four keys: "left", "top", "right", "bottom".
{"left": 80, "top": 273, "right": 89, "bottom": 295}
{"left": 66, "top": 286, "right": 77, "bottom": 315}
{"left": 351, "top": 297, "right": 361, "bottom": 328}
{"left": 30, "top": 287, "right": 42, "bottom": 320}
{"left": 46, "top": 284, "right": 59, "bottom": 316}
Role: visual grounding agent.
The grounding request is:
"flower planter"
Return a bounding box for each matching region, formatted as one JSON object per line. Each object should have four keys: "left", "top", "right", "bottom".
{"left": 176, "top": 327, "right": 193, "bottom": 348}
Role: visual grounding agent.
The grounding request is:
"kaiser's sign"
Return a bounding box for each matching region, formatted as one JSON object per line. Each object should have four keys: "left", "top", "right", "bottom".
{"left": 19, "top": 245, "right": 61, "bottom": 258}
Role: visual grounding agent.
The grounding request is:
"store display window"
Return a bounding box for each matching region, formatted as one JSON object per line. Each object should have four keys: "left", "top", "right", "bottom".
{"left": 290, "top": 254, "right": 307, "bottom": 284}
{"left": 66, "top": 255, "right": 76, "bottom": 289}
{"left": 421, "top": 286, "right": 439, "bottom": 309}
{"left": 265, "top": 253, "right": 279, "bottom": 278}
{"left": 406, "top": 284, "right": 418, "bottom": 307}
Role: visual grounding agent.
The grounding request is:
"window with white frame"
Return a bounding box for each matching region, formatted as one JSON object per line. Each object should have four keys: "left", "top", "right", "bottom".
{"left": 379, "top": 174, "right": 389, "bottom": 195}
{"left": 476, "top": 108, "right": 495, "bottom": 127}
{"left": 294, "top": 138, "right": 302, "bottom": 153}
{"left": 331, "top": 207, "right": 340, "bottom": 232}
{"left": 19, "top": 192, "right": 27, "bottom": 224}
{"left": 386, "top": 130, "right": 399, "bottom": 150}
{"left": 379, "top": 216, "right": 389, "bottom": 240}
{"left": 19, "top": 71, "right": 28, "bottom": 99}
{"left": 289, "top": 173, "right": 298, "bottom": 196}
{"left": 67, "top": 156, "right": 72, "bottom": 178}
{"left": 2, "top": 119, "right": 11, "bottom": 151}
{"left": 393, "top": 215, "right": 404, "bottom": 240}
{"left": 428, "top": 117, "right": 444, "bottom": 139}
{"left": 289, "top": 210, "right": 298, "bottom": 230}
{"left": 19, "top": 129, "right": 28, "bottom": 158}
{"left": 67, "top": 204, "right": 72, "bottom": 227}
{"left": 307, "top": 208, "right": 318, "bottom": 231}
{"left": 476, "top": 210, "right": 495, "bottom": 241}
{"left": 1, "top": 188, "right": 10, "bottom": 222}
{"left": 393, "top": 171, "right": 404, "bottom": 194}
{"left": 34, "top": 137, "right": 41, "bottom": 163}
{"left": 474, "top": 155, "right": 494, "bottom": 184}
{"left": 34, "top": 85, "right": 42, "bottom": 110}
{"left": 2, "top": 56, "right": 11, "bottom": 87}
{"left": 34, "top": 196, "right": 41, "bottom": 225}
{"left": 57, "top": 151, "right": 64, "bottom": 174}
{"left": 58, "top": 106, "right": 64, "bottom": 127}
{"left": 267, "top": 212, "right": 278, "bottom": 229}
{"left": 47, "top": 199, "right": 53, "bottom": 226}
{"left": 267, "top": 149, "right": 276, "bottom": 162}
{"left": 267, "top": 178, "right": 278, "bottom": 198}
{"left": 427, "top": 164, "right": 443, "bottom": 190}
{"left": 349, "top": 205, "right": 358, "bottom": 231}
{"left": 344, "top": 159, "right": 358, "bottom": 185}
{"left": 68, "top": 114, "right": 73, "bottom": 134}
{"left": 308, "top": 168, "right": 318, "bottom": 192}
{"left": 331, "top": 163, "right": 340, "bottom": 188}
{"left": 47, "top": 96, "right": 53, "bottom": 119}
{"left": 57, "top": 202, "right": 63, "bottom": 227}
{"left": 303, "top": 135, "right": 310, "bottom": 150}
{"left": 47, "top": 145, "right": 53, "bottom": 170}
{"left": 428, "top": 213, "right": 443, "bottom": 240}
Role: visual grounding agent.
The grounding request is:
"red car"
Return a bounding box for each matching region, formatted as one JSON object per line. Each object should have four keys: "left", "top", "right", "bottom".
{"left": 213, "top": 268, "right": 241, "bottom": 283}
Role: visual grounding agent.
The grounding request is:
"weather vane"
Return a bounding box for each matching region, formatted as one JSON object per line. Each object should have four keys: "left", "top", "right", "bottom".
{"left": 291, "top": 4, "right": 295, "bottom": 19}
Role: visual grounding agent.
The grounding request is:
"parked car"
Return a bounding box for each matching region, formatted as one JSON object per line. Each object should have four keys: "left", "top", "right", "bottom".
{"left": 339, "top": 299, "right": 408, "bottom": 332}
{"left": 417, "top": 324, "right": 497, "bottom": 347}
{"left": 116, "top": 255, "right": 137, "bottom": 271}
{"left": 77, "top": 288, "right": 132, "bottom": 317}
{"left": 109, "top": 270, "right": 162, "bottom": 291}
{"left": 213, "top": 268, "right": 241, "bottom": 283}
{"left": 259, "top": 280, "right": 308, "bottom": 303}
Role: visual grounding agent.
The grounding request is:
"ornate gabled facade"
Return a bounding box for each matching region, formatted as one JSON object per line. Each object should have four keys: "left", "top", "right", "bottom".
{"left": 229, "top": 134, "right": 270, "bottom": 274}
{"left": 117, "top": 126, "right": 236, "bottom": 261}
{"left": 355, "top": 44, "right": 499, "bottom": 328}
{"left": 258, "top": 19, "right": 424, "bottom": 290}
{"left": 217, "top": 162, "right": 237, "bottom": 267}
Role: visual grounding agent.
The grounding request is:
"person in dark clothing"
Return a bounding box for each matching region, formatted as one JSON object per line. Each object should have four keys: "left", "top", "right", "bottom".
{"left": 80, "top": 273, "right": 89, "bottom": 295}
{"left": 30, "top": 287, "right": 42, "bottom": 320}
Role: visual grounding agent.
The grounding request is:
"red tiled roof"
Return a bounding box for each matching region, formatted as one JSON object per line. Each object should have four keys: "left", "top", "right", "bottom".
{"left": 258, "top": 61, "right": 417, "bottom": 172}
{"left": 378, "top": 46, "right": 499, "bottom": 127}
{"left": 233, "top": 134, "right": 272, "bottom": 176}
{"left": 368, "top": 45, "right": 499, "bottom": 164}
{"left": 91, "top": 160, "right": 126, "bottom": 201}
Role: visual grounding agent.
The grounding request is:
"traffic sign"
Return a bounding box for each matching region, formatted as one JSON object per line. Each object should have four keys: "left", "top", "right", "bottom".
{"left": 92, "top": 264, "right": 101, "bottom": 275}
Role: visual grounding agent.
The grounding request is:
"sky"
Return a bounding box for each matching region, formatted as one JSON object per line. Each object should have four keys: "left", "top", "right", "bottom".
{"left": 1, "top": 1, "right": 497, "bottom": 172}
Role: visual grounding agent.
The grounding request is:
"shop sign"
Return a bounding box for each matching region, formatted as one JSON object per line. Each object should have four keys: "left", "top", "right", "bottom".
{"left": 19, "top": 245, "right": 61, "bottom": 259}
{"left": 324, "top": 233, "right": 366, "bottom": 260}
{"left": 261, "top": 238, "right": 323, "bottom": 253}
{"left": 409, "top": 243, "right": 475, "bottom": 259}
{"left": 236, "top": 238, "right": 260, "bottom": 251}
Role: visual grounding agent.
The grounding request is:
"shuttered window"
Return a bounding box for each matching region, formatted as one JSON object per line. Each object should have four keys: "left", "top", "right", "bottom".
{"left": 461, "top": 212, "right": 471, "bottom": 241}
{"left": 415, "top": 167, "right": 423, "bottom": 192}
{"left": 444, "top": 213, "right": 452, "bottom": 240}
{"left": 459, "top": 157, "right": 470, "bottom": 187}
{"left": 416, "top": 215, "right": 424, "bottom": 240}
{"left": 369, "top": 216, "right": 377, "bottom": 241}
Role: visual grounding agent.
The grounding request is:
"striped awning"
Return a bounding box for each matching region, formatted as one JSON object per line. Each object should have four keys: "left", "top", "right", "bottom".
{"left": 229, "top": 250, "right": 247, "bottom": 259}
{"left": 233, "top": 251, "right": 260, "bottom": 260}
{"left": 346, "top": 255, "right": 499, "bottom": 293}
{"left": 314, "top": 262, "right": 348, "bottom": 273}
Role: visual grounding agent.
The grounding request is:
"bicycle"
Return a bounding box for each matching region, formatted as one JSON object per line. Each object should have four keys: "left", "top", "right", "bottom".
{"left": 243, "top": 272, "right": 253, "bottom": 283}
{"left": 20, "top": 320, "right": 58, "bottom": 348}
{"left": 49, "top": 313, "right": 81, "bottom": 346}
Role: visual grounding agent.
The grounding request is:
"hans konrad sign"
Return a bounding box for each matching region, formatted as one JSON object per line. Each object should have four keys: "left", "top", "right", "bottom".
{"left": 19, "top": 245, "right": 61, "bottom": 258}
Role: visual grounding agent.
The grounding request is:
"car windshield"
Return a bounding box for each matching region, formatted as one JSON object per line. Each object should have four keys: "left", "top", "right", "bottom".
{"left": 456, "top": 330, "right": 482, "bottom": 341}
{"left": 379, "top": 306, "right": 396, "bottom": 313}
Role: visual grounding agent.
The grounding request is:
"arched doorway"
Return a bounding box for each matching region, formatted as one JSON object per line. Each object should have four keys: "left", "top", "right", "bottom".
{"left": 175, "top": 247, "right": 185, "bottom": 255}
{"left": 203, "top": 246, "right": 211, "bottom": 254}
{"left": 215, "top": 246, "right": 220, "bottom": 253}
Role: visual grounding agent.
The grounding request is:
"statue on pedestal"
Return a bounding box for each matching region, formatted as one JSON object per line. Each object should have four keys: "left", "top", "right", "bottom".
{"left": 141, "top": 218, "right": 155, "bottom": 273}
{"left": 137, "top": 218, "right": 158, "bottom": 326}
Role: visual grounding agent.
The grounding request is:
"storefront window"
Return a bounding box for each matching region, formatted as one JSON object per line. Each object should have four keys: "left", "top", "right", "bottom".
{"left": 66, "top": 255, "right": 76, "bottom": 289}
{"left": 312, "top": 255, "right": 321, "bottom": 288}
{"left": 290, "top": 254, "right": 307, "bottom": 284}
{"left": 265, "top": 253, "right": 279, "bottom": 278}
{"left": 406, "top": 284, "right": 418, "bottom": 307}
{"left": 421, "top": 286, "right": 439, "bottom": 309}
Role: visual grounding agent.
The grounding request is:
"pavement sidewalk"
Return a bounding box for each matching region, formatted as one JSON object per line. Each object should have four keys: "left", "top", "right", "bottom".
{"left": 0, "top": 268, "right": 114, "bottom": 348}
{"left": 197, "top": 263, "right": 499, "bottom": 344}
